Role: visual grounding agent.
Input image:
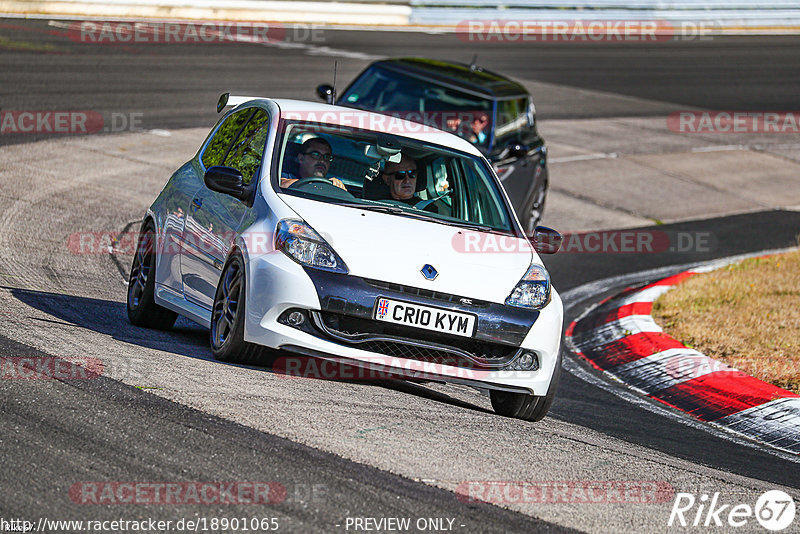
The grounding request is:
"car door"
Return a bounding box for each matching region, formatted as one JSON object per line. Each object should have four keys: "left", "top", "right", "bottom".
{"left": 157, "top": 160, "right": 206, "bottom": 294}
{"left": 491, "top": 96, "right": 546, "bottom": 233}
{"left": 180, "top": 107, "right": 268, "bottom": 308}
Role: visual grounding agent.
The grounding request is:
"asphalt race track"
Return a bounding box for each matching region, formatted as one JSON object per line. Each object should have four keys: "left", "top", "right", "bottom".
{"left": 1, "top": 18, "right": 799, "bottom": 533}
{"left": 4, "top": 20, "right": 800, "bottom": 143}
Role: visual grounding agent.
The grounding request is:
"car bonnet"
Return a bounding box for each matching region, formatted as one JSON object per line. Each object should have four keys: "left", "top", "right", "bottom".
{"left": 279, "top": 195, "right": 535, "bottom": 304}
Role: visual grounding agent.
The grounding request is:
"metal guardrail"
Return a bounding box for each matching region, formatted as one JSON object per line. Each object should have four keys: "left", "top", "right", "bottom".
{"left": 410, "top": 1, "right": 800, "bottom": 8}
{"left": 409, "top": 3, "right": 800, "bottom": 27}
{"left": 4, "top": 0, "right": 800, "bottom": 29}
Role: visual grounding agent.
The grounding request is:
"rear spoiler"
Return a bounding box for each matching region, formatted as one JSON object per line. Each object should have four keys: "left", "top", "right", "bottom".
{"left": 216, "top": 93, "right": 264, "bottom": 113}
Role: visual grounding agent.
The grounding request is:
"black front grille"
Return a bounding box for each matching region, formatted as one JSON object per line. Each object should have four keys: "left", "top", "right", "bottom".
{"left": 315, "top": 311, "right": 518, "bottom": 367}
{"left": 363, "top": 279, "right": 490, "bottom": 307}
{"left": 357, "top": 340, "right": 476, "bottom": 368}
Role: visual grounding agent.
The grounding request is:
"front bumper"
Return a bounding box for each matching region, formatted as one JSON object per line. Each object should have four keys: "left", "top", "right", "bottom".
{"left": 243, "top": 252, "right": 563, "bottom": 395}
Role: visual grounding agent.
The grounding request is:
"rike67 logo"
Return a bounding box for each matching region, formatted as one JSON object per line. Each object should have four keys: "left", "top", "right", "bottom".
{"left": 668, "top": 490, "right": 796, "bottom": 531}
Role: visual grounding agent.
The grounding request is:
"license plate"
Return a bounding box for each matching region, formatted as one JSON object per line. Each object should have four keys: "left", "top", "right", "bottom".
{"left": 373, "top": 297, "right": 476, "bottom": 338}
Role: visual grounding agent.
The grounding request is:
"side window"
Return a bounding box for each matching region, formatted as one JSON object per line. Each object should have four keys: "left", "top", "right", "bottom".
{"left": 427, "top": 158, "right": 453, "bottom": 217}
{"left": 494, "top": 97, "right": 529, "bottom": 147}
{"left": 201, "top": 108, "right": 255, "bottom": 169}
{"left": 458, "top": 159, "right": 510, "bottom": 228}
{"left": 224, "top": 109, "right": 269, "bottom": 184}
{"left": 431, "top": 158, "right": 450, "bottom": 195}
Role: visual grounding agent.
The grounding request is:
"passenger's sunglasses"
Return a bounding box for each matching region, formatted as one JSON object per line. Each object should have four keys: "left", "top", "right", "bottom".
{"left": 384, "top": 169, "right": 417, "bottom": 180}
{"left": 303, "top": 151, "right": 334, "bottom": 162}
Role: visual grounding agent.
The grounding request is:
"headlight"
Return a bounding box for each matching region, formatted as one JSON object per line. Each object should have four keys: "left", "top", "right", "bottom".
{"left": 505, "top": 264, "right": 550, "bottom": 309}
{"left": 275, "top": 219, "right": 348, "bottom": 274}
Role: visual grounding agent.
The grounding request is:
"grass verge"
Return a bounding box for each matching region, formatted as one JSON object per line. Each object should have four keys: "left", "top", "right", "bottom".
{"left": 652, "top": 248, "right": 800, "bottom": 395}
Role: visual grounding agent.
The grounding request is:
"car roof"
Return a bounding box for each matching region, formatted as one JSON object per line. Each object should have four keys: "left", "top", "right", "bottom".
{"left": 238, "top": 98, "right": 485, "bottom": 158}
{"left": 371, "top": 58, "right": 529, "bottom": 99}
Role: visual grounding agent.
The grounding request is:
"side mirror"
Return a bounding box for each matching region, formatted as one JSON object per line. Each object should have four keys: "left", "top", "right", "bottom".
{"left": 316, "top": 84, "right": 335, "bottom": 104}
{"left": 204, "top": 166, "right": 248, "bottom": 201}
{"left": 216, "top": 92, "right": 230, "bottom": 113}
{"left": 507, "top": 143, "right": 530, "bottom": 158}
{"left": 531, "top": 226, "right": 562, "bottom": 254}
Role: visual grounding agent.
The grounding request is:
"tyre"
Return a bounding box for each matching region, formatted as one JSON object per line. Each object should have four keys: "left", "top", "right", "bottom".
{"left": 210, "top": 250, "right": 276, "bottom": 365}
{"left": 127, "top": 221, "right": 178, "bottom": 329}
{"left": 490, "top": 351, "right": 562, "bottom": 422}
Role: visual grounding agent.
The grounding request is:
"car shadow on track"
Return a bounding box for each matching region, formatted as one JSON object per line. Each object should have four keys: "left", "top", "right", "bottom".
{"left": 12, "top": 286, "right": 211, "bottom": 360}
{"left": 11, "top": 287, "right": 491, "bottom": 414}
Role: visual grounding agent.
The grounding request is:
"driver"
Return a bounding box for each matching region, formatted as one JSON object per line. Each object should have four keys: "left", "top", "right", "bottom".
{"left": 280, "top": 137, "right": 346, "bottom": 190}
{"left": 380, "top": 153, "right": 418, "bottom": 204}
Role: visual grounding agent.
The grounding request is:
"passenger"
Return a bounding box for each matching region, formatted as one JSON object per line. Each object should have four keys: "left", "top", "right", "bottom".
{"left": 446, "top": 112, "right": 489, "bottom": 146}
{"left": 280, "top": 137, "right": 346, "bottom": 189}
{"left": 466, "top": 112, "right": 490, "bottom": 145}
{"left": 380, "top": 153, "right": 418, "bottom": 204}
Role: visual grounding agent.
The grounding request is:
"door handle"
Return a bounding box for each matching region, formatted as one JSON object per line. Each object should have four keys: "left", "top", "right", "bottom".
{"left": 191, "top": 198, "right": 203, "bottom": 211}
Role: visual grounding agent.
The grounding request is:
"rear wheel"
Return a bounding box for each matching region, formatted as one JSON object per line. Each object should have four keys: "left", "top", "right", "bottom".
{"left": 210, "top": 250, "right": 275, "bottom": 365}
{"left": 490, "top": 351, "right": 562, "bottom": 422}
{"left": 127, "top": 221, "right": 178, "bottom": 329}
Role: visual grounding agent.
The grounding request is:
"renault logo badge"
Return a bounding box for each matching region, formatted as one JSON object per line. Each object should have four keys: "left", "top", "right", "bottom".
{"left": 420, "top": 264, "right": 438, "bottom": 280}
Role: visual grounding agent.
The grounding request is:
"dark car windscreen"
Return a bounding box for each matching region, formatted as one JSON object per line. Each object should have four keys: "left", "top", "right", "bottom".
{"left": 340, "top": 66, "right": 493, "bottom": 148}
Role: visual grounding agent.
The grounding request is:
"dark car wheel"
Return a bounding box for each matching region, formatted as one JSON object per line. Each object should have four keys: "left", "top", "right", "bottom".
{"left": 490, "top": 351, "right": 561, "bottom": 422}
{"left": 210, "top": 250, "right": 276, "bottom": 365}
{"left": 127, "top": 221, "right": 178, "bottom": 329}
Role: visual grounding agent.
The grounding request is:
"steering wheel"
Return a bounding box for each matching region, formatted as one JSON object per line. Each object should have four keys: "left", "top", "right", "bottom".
{"left": 414, "top": 190, "right": 451, "bottom": 210}
{"left": 288, "top": 177, "right": 337, "bottom": 189}
{"left": 288, "top": 176, "right": 355, "bottom": 200}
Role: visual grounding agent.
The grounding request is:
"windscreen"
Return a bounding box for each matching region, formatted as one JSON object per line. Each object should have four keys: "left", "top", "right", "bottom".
{"left": 275, "top": 121, "right": 515, "bottom": 234}
{"left": 340, "top": 67, "right": 493, "bottom": 149}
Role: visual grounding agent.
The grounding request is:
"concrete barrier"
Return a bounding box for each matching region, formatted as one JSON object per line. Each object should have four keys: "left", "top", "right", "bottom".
{"left": 0, "top": 0, "right": 413, "bottom": 26}
{"left": 3, "top": 0, "right": 800, "bottom": 30}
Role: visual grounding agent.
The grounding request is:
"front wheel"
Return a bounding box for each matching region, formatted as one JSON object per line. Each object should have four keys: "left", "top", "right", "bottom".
{"left": 127, "top": 221, "right": 178, "bottom": 330}
{"left": 210, "top": 250, "right": 275, "bottom": 365}
{"left": 490, "top": 351, "right": 561, "bottom": 422}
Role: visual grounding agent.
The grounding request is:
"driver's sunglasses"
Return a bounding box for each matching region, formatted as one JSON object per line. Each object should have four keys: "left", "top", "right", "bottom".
{"left": 384, "top": 169, "right": 417, "bottom": 180}
{"left": 303, "top": 151, "right": 334, "bottom": 162}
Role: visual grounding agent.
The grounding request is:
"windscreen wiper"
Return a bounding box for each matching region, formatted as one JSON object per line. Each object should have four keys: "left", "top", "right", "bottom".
{"left": 446, "top": 220, "right": 494, "bottom": 232}
{"left": 388, "top": 209, "right": 494, "bottom": 232}
{"left": 334, "top": 201, "right": 495, "bottom": 232}
{"left": 333, "top": 202, "right": 404, "bottom": 214}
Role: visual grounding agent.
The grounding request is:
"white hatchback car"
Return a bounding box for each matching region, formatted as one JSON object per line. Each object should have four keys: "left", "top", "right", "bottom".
{"left": 127, "top": 96, "right": 564, "bottom": 421}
